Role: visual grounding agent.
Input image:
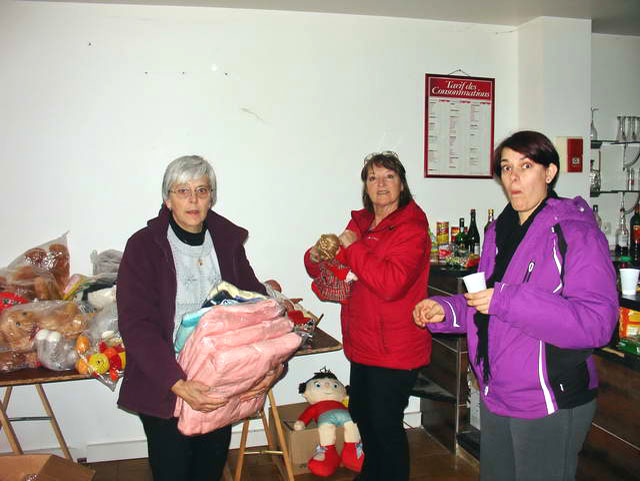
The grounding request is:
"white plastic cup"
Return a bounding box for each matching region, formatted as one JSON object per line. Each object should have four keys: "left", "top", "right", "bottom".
{"left": 620, "top": 268, "right": 640, "bottom": 295}
{"left": 463, "top": 271, "right": 487, "bottom": 293}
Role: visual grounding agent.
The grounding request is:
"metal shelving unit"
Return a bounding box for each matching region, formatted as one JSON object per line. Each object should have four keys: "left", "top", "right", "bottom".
{"left": 590, "top": 140, "right": 640, "bottom": 211}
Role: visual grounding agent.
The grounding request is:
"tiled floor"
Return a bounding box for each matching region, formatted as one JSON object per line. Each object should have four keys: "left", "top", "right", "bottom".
{"left": 88, "top": 427, "right": 479, "bottom": 480}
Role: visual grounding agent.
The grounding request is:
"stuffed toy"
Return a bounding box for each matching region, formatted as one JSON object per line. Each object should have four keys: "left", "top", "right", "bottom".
{"left": 294, "top": 369, "right": 364, "bottom": 477}
{"left": 0, "top": 301, "right": 89, "bottom": 353}
{"left": 0, "top": 350, "right": 39, "bottom": 373}
{"left": 0, "top": 241, "right": 70, "bottom": 302}
{"left": 20, "top": 244, "right": 71, "bottom": 293}
{"left": 0, "top": 266, "right": 61, "bottom": 301}
{"left": 309, "top": 235, "right": 356, "bottom": 304}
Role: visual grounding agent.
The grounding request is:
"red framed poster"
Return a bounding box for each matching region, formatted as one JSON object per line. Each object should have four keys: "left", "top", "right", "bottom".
{"left": 424, "top": 73, "right": 495, "bottom": 178}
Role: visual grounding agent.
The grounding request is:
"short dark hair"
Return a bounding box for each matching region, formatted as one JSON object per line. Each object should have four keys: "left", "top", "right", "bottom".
{"left": 492, "top": 131, "right": 560, "bottom": 190}
{"left": 298, "top": 369, "right": 338, "bottom": 394}
{"left": 360, "top": 152, "right": 413, "bottom": 212}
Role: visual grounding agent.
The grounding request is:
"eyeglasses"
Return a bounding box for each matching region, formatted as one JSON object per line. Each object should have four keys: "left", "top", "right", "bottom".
{"left": 169, "top": 186, "right": 211, "bottom": 199}
{"left": 364, "top": 150, "right": 399, "bottom": 164}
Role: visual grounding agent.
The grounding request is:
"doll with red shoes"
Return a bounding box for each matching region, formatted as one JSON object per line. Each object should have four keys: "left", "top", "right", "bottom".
{"left": 294, "top": 369, "right": 364, "bottom": 477}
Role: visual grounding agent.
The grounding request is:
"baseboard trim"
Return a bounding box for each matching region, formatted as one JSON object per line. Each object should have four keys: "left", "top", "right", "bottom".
{"left": 52, "top": 411, "right": 422, "bottom": 463}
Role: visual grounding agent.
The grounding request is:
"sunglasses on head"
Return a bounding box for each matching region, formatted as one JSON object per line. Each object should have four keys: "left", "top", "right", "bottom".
{"left": 363, "top": 150, "right": 399, "bottom": 164}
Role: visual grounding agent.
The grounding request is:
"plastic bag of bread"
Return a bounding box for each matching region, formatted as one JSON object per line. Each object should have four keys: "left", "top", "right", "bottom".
{"left": 0, "top": 233, "right": 70, "bottom": 301}
{"left": 0, "top": 300, "right": 89, "bottom": 353}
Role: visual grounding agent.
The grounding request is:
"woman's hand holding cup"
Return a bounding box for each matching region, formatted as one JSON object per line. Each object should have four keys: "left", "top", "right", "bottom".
{"left": 464, "top": 288, "right": 494, "bottom": 314}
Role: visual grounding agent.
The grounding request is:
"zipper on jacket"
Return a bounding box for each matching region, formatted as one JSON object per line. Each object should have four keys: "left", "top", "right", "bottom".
{"left": 522, "top": 261, "right": 535, "bottom": 283}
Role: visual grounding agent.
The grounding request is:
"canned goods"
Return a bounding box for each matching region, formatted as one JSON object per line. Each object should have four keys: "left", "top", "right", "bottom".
{"left": 451, "top": 226, "right": 460, "bottom": 244}
{"left": 436, "top": 221, "right": 449, "bottom": 246}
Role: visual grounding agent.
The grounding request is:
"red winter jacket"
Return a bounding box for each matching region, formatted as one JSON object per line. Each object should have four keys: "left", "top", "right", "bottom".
{"left": 305, "top": 200, "right": 432, "bottom": 369}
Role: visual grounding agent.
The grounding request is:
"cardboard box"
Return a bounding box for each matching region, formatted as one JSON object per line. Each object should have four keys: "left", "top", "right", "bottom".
{"left": 269, "top": 402, "right": 345, "bottom": 475}
{"left": 0, "top": 454, "right": 95, "bottom": 481}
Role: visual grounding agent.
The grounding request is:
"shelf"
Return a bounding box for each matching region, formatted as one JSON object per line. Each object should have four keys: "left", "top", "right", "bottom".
{"left": 457, "top": 428, "right": 480, "bottom": 460}
{"left": 591, "top": 140, "right": 640, "bottom": 149}
{"left": 411, "top": 372, "right": 456, "bottom": 403}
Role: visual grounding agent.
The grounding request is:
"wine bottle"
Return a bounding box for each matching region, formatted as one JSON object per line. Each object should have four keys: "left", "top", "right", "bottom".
{"left": 467, "top": 209, "right": 481, "bottom": 255}
{"left": 456, "top": 218, "right": 468, "bottom": 256}
{"left": 484, "top": 208, "right": 494, "bottom": 233}
{"left": 615, "top": 207, "right": 629, "bottom": 257}
{"left": 629, "top": 204, "right": 640, "bottom": 265}
{"left": 592, "top": 204, "right": 602, "bottom": 230}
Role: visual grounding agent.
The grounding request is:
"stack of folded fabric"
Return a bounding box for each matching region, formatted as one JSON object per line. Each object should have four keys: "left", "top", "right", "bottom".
{"left": 174, "top": 298, "right": 302, "bottom": 435}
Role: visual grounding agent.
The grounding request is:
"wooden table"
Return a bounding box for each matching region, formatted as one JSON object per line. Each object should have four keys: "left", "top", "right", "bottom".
{"left": 0, "top": 327, "right": 343, "bottom": 478}
{"left": 0, "top": 368, "right": 89, "bottom": 460}
{"left": 234, "top": 327, "right": 343, "bottom": 481}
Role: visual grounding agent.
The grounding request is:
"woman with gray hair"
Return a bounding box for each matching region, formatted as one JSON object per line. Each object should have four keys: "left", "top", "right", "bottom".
{"left": 117, "top": 155, "right": 280, "bottom": 481}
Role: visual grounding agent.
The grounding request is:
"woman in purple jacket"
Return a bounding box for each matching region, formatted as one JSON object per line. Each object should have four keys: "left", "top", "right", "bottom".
{"left": 117, "top": 155, "right": 278, "bottom": 481}
{"left": 414, "top": 131, "right": 618, "bottom": 481}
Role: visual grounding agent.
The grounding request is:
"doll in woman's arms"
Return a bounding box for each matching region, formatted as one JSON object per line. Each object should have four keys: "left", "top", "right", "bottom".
{"left": 308, "top": 234, "right": 357, "bottom": 304}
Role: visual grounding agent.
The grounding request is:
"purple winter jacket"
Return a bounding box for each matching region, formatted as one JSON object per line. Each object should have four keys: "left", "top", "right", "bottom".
{"left": 428, "top": 196, "right": 618, "bottom": 419}
{"left": 117, "top": 205, "right": 266, "bottom": 419}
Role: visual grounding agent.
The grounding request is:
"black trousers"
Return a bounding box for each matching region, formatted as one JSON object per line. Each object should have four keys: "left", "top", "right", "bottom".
{"left": 139, "top": 414, "right": 231, "bottom": 481}
{"left": 348, "top": 362, "right": 419, "bottom": 481}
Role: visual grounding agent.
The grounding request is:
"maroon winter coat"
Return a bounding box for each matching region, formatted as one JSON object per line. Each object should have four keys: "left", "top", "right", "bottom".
{"left": 305, "top": 200, "right": 432, "bottom": 370}
{"left": 117, "top": 205, "right": 266, "bottom": 418}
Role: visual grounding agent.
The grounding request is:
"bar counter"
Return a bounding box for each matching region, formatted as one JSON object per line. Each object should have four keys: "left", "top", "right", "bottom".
{"left": 420, "top": 264, "right": 640, "bottom": 480}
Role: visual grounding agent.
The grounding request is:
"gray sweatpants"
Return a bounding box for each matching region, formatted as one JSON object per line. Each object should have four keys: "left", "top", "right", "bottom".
{"left": 479, "top": 399, "right": 596, "bottom": 481}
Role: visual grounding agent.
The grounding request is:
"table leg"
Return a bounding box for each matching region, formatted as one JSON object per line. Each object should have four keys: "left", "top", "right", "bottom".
{"left": 260, "top": 409, "right": 276, "bottom": 451}
{"left": 0, "top": 386, "right": 23, "bottom": 455}
{"left": 35, "top": 383, "right": 72, "bottom": 460}
{"left": 233, "top": 417, "right": 251, "bottom": 481}
{"left": 268, "top": 390, "right": 295, "bottom": 481}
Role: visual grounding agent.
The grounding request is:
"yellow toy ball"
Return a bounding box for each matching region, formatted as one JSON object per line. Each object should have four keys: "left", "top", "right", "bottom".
{"left": 88, "top": 353, "right": 110, "bottom": 375}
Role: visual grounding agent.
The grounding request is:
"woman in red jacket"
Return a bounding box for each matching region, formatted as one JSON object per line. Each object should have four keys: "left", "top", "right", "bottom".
{"left": 304, "top": 151, "right": 432, "bottom": 481}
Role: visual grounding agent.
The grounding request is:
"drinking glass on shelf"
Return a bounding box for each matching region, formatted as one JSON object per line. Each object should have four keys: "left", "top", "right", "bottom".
{"left": 632, "top": 116, "right": 640, "bottom": 142}
{"left": 617, "top": 116, "right": 627, "bottom": 142}
{"left": 627, "top": 167, "right": 636, "bottom": 191}
{"left": 625, "top": 116, "right": 635, "bottom": 142}
{"left": 590, "top": 159, "right": 601, "bottom": 196}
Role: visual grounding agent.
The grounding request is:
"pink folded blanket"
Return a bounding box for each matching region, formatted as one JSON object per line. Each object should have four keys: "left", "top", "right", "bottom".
{"left": 174, "top": 299, "right": 302, "bottom": 435}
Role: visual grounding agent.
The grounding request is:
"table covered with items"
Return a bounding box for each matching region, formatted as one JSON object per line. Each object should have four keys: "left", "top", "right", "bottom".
{"left": 0, "top": 233, "right": 330, "bottom": 469}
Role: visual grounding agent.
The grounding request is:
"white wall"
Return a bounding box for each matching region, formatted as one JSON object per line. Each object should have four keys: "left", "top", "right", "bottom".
{"left": 518, "top": 17, "right": 591, "bottom": 200}
{"left": 0, "top": 0, "right": 595, "bottom": 461}
{"left": 591, "top": 34, "right": 640, "bottom": 244}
